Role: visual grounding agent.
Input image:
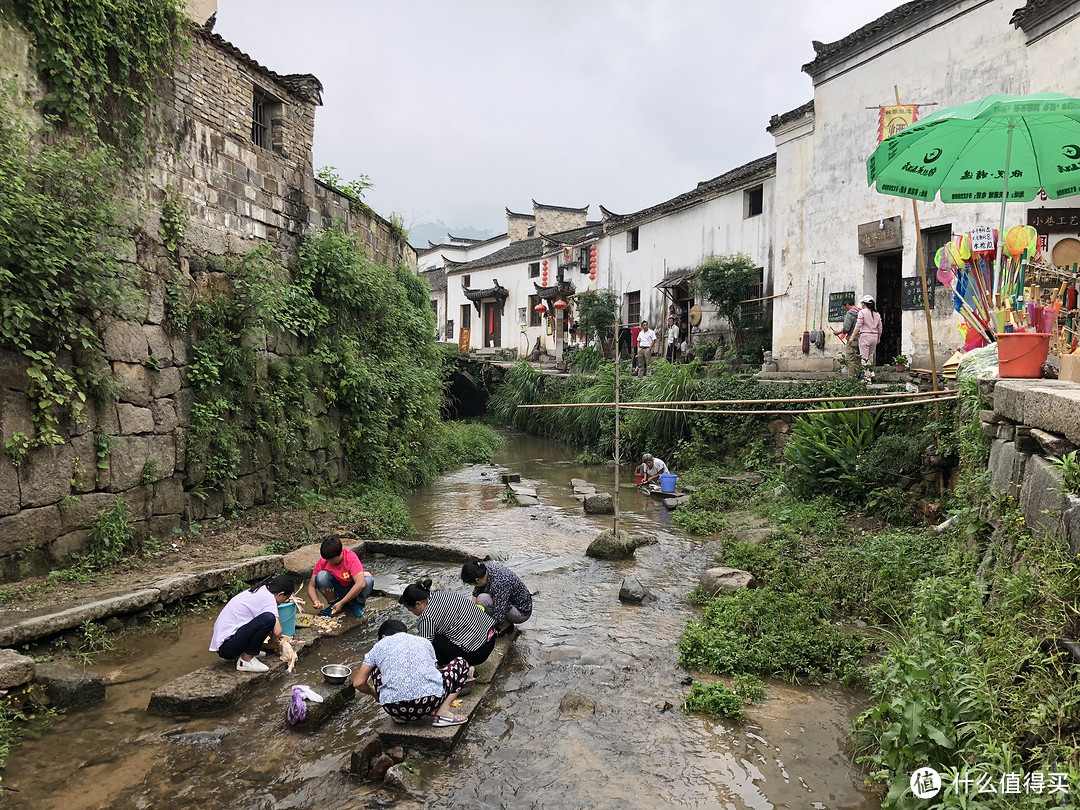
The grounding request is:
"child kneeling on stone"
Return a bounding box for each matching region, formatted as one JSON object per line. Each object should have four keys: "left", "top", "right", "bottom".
{"left": 209, "top": 574, "right": 294, "bottom": 672}
{"left": 352, "top": 619, "right": 472, "bottom": 727}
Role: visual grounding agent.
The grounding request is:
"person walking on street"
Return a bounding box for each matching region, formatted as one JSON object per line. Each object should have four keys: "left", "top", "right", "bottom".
{"left": 666, "top": 316, "right": 680, "bottom": 363}
{"left": 636, "top": 320, "right": 657, "bottom": 377}
{"left": 850, "top": 295, "right": 883, "bottom": 382}
{"left": 831, "top": 297, "right": 861, "bottom": 378}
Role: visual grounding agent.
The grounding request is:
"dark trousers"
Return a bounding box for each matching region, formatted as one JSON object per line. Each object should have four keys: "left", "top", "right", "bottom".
{"left": 217, "top": 612, "right": 276, "bottom": 659}
{"left": 431, "top": 631, "right": 497, "bottom": 668}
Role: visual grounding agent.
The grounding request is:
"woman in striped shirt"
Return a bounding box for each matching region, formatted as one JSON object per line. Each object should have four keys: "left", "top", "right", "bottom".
{"left": 399, "top": 578, "right": 496, "bottom": 668}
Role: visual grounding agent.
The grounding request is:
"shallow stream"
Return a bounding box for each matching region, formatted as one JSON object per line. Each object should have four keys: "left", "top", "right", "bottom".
{"left": 3, "top": 433, "right": 879, "bottom": 809}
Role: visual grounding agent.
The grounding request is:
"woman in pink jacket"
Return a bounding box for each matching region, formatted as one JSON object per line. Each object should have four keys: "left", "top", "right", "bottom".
{"left": 851, "top": 295, "right": 882, "bottom": 376}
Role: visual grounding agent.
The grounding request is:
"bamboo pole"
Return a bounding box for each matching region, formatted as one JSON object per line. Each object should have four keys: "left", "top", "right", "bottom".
{"left": 896, "top": 85, "right": 941, "bottom": 421}
{"left": 613, "top": 307, "right": 621, "bottom": 537}
{"left": 517, "top": 388, "right": 954, "bottom": 410}
{"left": 614, "top": 395, "right": 956, "bottom": 416}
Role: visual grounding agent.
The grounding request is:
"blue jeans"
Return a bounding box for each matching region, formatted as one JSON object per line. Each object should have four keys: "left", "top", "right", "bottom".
{"left": 314, "top": 570, "right": 373, "bottom": 609}
{"left": 217, "top": 612, "right": 276, "bottom": 659}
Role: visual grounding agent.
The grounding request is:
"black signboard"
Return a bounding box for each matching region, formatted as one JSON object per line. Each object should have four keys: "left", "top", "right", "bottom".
{"left": 901, "top": 276, "right": 935, "bottom": 310}
{"left": 828, "top": 291, "right": 855, "bottom": 323}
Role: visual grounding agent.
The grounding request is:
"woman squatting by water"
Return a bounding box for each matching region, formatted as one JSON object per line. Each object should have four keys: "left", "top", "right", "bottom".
{"left": 399, "top": 578, "right": 497, "bottom": 668}
{"left": 352, "top": 619, "right": 473, "bottom": 727}
{"left": 460, "top": 561, "right": 532, "bottom": 635}
{"left": 209, "top": 574, "right": 294, "bottom": 672}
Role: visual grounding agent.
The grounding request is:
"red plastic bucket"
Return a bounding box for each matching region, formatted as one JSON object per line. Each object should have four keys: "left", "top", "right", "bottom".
{"left": 996, "top": 332, "right": 1050, "bottom": 378}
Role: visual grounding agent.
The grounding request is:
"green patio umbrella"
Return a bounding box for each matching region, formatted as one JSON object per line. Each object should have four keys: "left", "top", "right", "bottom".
{"left": 866, "top": 92, "right": 1080, "bottom": 291}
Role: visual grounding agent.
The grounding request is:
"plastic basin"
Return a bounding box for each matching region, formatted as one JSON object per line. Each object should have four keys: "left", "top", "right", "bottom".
{"left": 996, "top": 332, "right": 1050, "bottom": 379}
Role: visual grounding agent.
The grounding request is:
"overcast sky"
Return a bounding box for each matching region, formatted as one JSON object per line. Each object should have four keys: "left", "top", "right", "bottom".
{"left": 215, "top": 1, "right": 904, "bottom": 237}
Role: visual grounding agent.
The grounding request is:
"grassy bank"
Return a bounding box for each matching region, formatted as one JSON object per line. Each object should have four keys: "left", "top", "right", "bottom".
{"left": 667, "top": 380, "right": 1080, "bottom": 809}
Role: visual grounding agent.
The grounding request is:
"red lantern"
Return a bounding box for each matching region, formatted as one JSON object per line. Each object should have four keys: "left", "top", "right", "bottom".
{"left": 589, "top": 273, "right": 597, "bottom": 281}
{"left": 553, "top": 299, "right": 568, "bottom": 310}
{"left": 534, "top": 302, "right": 547, "bottom": 313}
{"left": 589, "top": 245, "right": 597, "bottom": 258}
{"left": 542, "top": 259, "right": 548, "bottom": 270}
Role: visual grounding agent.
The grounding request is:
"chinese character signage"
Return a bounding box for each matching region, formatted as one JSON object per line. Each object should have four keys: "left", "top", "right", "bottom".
{"left": 878, "top": 105, "right": 919, "bottom": 143}
{"left": 1027, "top": 208, "right": 1080, "bottom": 233}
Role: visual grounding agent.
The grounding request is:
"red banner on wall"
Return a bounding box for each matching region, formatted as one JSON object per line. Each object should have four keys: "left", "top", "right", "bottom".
{"left": 878, "top": 105, "right": 919, "bottom": 143}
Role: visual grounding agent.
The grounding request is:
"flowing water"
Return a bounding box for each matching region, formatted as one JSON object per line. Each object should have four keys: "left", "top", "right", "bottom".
{"left": 2, "top": 433, "right": 880, "bottom": 809}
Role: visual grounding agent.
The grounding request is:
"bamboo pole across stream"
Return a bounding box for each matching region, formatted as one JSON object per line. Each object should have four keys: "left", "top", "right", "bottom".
{"left": 517, "top": 388, "right": 954, "bottom": 409}
{"left": 614, "top": 395, "right": 956, "bottom": 416}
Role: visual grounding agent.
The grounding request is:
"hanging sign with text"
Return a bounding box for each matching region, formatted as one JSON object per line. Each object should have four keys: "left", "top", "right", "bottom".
{"left": 1027, "top": 208, "right": 1080, "bottom": 233}
{"left": 828, "top": 292, "right": 856, "bottom": 323}
{"left": 969, "top": 226, "right": 995, "bottom": 254}
{"left": 858, "top": 216, "right": 903, "bottom": 255}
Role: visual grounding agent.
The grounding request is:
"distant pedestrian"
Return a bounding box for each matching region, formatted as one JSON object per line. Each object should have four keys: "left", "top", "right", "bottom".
{"left": 666, "top": 316, "right": 680, "bottom": 362}
{"left": 636, "top": 320, "right": 657, "bottom": 377}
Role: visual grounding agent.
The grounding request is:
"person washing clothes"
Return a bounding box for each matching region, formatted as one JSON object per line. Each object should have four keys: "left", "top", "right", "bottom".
{"left": 640, "top": 453, "right": 670, "bottom": 485}
{"left": 461, "top": 561, "right": 532, "bottom": 635}
{"left": 308, "top": 535, "right": 374, "bottom": 619}
{"left": 399, "top": 578, "right": 496, "bottom": 668}
{"left": 210, "top": 574, "right": 294, "bottom": 672}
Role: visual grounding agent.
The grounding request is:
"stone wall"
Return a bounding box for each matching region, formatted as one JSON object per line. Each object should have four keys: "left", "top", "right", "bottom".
{"left": 0, "top": 20, "right": 414, "bottom": 581}
{"left": 981, "top": 379, "right": 1080, "bottom": 554}
{"left": 532, "top": 203, "right": 586, "bottom": 237}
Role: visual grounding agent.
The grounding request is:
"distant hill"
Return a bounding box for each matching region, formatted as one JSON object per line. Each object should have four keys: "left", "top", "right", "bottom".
{"left": 408, "top": 220, "right": 498, "bottom": 249}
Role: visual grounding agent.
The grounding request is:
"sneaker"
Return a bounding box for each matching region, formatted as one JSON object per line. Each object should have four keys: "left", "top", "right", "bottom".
{"left": 236, "top": 656, "right": 269, "bottom": 673}
{"left": 431, "top": 713, "right": 468, "bottom": 727}
{"left": 318, "top": 605, "right": 334, "bottom": 617}
{"left": 353, "top": 603, "right": 365, "bottom": 619}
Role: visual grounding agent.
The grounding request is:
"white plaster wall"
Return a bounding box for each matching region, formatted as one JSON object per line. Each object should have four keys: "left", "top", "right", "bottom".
{"left": 605, "top": 177, "right": 775, "bottom": 341}
{"left": 774, "top": 0, "right": 1040, "bottom": 370}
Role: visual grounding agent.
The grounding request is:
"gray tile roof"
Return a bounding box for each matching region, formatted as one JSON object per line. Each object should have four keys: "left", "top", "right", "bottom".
{"left": 801, "top": 0, "right": 950, "bottom": 78}
{"left": 601, "top": 154, "right": 776, "bottom": 234}
{"left": 446, "top": 222, "right": 603, "bottom": 274}
{"left": 198, "top": 28, "right": 323, "bottom": 104}
{"left": 767, "top": 100, "right": 814, "bottom": 133}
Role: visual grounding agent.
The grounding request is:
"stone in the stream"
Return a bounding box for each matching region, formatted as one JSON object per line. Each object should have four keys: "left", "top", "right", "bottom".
{"left": 586, "top": 530, "right": 654, "bottom": 560}
{"left": 515, "top": 495, "right": 539, "bottom": 506}
{"left": 559, "top": 691, "right": 596, "bottom": 718}
{"left": 570, "top": 478, "right": 589, "bottom": 489}
{"left": 583, "top": 492, "right": 614, "bottom": 514}
{"left": 34, "top": 663, "right": 105, "bottom": 708}
{"left": 663, "top": 496, "right": 689, "bottom": 510}
{"left": 369, "top": 753, "right": 395, "bottom": 780}
{"left": 699, "top": 567, "right": 757, "bottom": 595}
{"left": 387, "top": 744, "right": 405, "bottom": 763}
{"left": 350, "top": 732, "right": 383, "bottom": 775}
{"left": 619, "top": 576, "right": 651, "bottom": 604}
{"left": 509, "top": 484, "right": 537, "bottom": 498}
{"left": 501, "top": 473, "right": 521, "bottom": 484}
{"left": 573, "top": 486, "right": 596, "bottom": 496}
{"left": 0, "top": 649, "right": 35, "bottom": 689}
{"left": 289, "top": 682, "right": 354, "bottom": 728}
{"left": 384, "top": 763, "right": 421, "bottom": 795}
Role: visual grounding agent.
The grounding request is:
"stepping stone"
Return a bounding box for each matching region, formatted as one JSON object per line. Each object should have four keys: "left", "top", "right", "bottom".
{"left": 500, "top": 473, "right": 521, "bottom": 484}
{"left": 35, "top": 663, "right": 105, "bottom": 709}
{"left": 509, "top": 484, "right": 537, "bottom": 498}
{"left": 573, "top": 486, "right": 596, "bottom": 496}
{"left": 370, "top": 634, "right": 515, "bottom": 754}
{"left": 663, "top": 496, "right": 689, "bottom": 510}
{"left": 515, "top": 495, "right": 539, "bottom": 506}
{"left": 584, "top": 492, "right": 614, "bottom": 514}
{"left": 570, "top": 478, "right": 589, "bottom": 489}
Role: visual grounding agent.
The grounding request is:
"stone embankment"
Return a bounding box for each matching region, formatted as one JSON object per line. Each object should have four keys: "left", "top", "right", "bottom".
{"left": 980, "top": 379, "right": 1080, "bottom": 551}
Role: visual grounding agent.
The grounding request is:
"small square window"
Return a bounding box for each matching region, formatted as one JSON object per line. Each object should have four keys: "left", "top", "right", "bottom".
{"left": 528, "top": 295, "right": 543, "bottom": 327}
{"left": 626, "top": 291, "right": 641, "bottom": 325}
{"left": 745, "top": 186, "right": 764, "bottom": 218}
{"left": 627, "top": 228, "right": 639, "bottom": 252}
{"left": 527, "top": 225, "right": 536, "bottom": 237}
{"left": 463, "top": 275, "right": 471, "bottom": 288}
{"left": 529, "top": 262, "right": 540, "bottom": 278}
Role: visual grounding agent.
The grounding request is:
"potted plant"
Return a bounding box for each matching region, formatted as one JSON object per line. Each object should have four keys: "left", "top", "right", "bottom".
{"left": 893, "top": 354, "right": 909, "bottom": 372}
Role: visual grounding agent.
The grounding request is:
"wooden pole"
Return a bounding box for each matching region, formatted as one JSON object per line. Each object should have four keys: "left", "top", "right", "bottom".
{"left": 518, "top": 388, "right": 954, "bottom": 409}
{"left": 613, "top": 305, "right": 621, "bottom": 536}
{"left": 896, "top": 85, "right": 941, "bottom": 419}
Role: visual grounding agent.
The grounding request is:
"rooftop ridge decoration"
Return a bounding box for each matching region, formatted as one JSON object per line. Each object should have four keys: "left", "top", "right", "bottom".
{"left": 532, "top": 200, "right": 590, "bottom": 214}
{"left": 533, "top": 280, "right": 576, "bottom": 300}
{"left": 767, "top": 100, "right": 815, "bottom": 133}
{"left": 505, "top": 208, "right": 535, "bottom": 219}
{"left": 1010, "top": 0, "right": 1080, "bottom": 36}
{"left": 801, "top": 0, "right": 953, "bottom": 79}
{"left": 197, "top": 28, "right": 323, "bottom": 104}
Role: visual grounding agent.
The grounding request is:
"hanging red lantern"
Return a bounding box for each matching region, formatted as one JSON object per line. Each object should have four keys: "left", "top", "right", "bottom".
{"left": 534, "top": 302, "right": 547, "bottom": 313}
{"left": 589, "top": 273, "right": 597, "bottom": 281}
{"left": 589, "top": 244, "right": 597, "bottom": 258}
{"left": 553, "top": 299, "right": 568, "bottom": 310}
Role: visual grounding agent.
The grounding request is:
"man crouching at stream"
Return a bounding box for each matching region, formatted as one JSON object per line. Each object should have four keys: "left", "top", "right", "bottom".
{"left": 461, "top": 561, "right": 532, "bottom": 636}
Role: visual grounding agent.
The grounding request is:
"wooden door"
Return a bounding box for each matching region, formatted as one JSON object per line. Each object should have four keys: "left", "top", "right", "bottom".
{"left": 483, "top": 301, "right": 501, "bottom": 348}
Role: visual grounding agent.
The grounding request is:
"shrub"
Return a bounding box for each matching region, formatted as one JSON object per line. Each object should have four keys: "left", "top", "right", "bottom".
{"left": 784, "top": 405, "right": 881, "bottom": 498}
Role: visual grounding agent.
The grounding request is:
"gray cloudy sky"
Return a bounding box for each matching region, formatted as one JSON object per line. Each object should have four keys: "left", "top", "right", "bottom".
{"left": 215, "top": 1, "right": 903, "bottom": 236}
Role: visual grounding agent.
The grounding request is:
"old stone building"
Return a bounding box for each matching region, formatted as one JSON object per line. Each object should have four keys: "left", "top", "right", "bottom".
{"left": 0, "top": 1, "right": 414, "bottom": 580}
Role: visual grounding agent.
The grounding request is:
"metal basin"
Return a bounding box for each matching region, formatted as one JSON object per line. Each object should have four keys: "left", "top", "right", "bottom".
{"left": 321, "top": 664, "right": 352, "bottom": 685}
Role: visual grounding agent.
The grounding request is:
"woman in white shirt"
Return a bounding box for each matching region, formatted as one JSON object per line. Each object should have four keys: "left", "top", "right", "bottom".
{"left": 209, "top": 574, "right": 293, "bottom": 672}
